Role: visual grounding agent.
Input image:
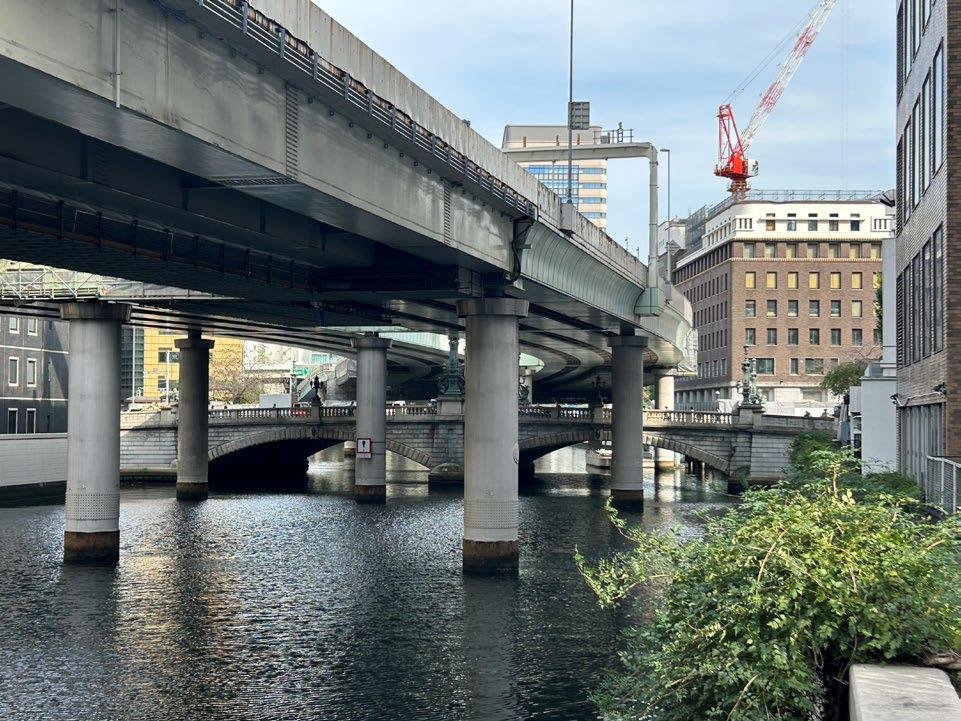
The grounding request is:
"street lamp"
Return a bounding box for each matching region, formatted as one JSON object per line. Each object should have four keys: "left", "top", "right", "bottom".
{"left": 566, "top": 0, "right": 574, "bottom": 204}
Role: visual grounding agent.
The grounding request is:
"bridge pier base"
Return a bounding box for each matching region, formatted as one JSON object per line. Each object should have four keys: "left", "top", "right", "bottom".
{"left": 351, "top": 336, "right": 392, "bottom": 503}
{"left": 458, "top": 298, "right": 529, "bottom": 573}
{"left": 653, "top": 371, "right": 677, "bottom": 471}
{"left": 175, "top": 330, "right": 215, "bottom": 501}
{"left": 60, "top": 302, "right": 130, "bottom": 564}
{"left": 609, "top": 336, "right": 647, "bottom": 511}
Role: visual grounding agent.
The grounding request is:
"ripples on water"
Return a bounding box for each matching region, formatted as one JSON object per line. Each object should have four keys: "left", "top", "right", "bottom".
{"left": 0, "top": 444, "right": 735, "bottom": 721}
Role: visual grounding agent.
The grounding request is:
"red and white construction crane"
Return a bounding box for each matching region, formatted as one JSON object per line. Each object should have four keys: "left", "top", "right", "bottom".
{"left": 715, "top": 0, "right": 838, "bottom": 195}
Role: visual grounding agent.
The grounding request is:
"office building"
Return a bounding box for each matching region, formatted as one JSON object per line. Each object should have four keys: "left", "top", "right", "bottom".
{"left": 501, "top": 124, "right": 608, "bottom": 229}
{"left": 126, "top": 326, "right": 246, "bottom": 403}
{"left": 673, "top": 192, "right": 892, "bottom": 414}
{"left": 1, "top": 314, "right": 68, "bottom": 433}
{"left": 894, "top": 0, "right": 948, "bottom": 482}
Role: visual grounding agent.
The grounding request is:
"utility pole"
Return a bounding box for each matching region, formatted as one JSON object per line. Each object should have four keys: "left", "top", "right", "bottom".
{"left": 566, "top": 0, "right": 574, "bottom": 204}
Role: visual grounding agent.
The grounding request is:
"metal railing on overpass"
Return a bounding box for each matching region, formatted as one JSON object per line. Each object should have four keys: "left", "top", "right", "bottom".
{"left": 175, "top": 0, "right": 535, "bottom": 219}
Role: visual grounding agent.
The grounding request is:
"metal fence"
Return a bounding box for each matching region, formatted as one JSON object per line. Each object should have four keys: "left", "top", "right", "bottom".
{"left": 924, "top": 456, "right": 961, "bottom": 513}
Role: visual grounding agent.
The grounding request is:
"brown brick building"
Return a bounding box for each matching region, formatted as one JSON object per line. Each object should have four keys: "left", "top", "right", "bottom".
{"left": 673, "top": 193, "right": 892, "bottom": 414}
{"left": 894, "top": 0, "right": 949, "bottom": 482}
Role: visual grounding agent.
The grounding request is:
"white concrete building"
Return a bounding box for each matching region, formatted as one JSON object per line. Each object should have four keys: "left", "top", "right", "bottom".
{"left": 501, "top": 124, "right": 608, "bottom": 229}
{"left": 849, "top": 219, "right": 898, "bottom": 474}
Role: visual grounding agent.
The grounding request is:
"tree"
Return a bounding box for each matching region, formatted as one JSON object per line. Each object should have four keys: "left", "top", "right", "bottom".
{"left": 576, "top": 443, "right": 961, "bottom": 720}
{"left": 820, "top": 360, "right": 869, "bottom": 397}
{"left": 208, "top": 341, "right": 263, "bottom": 404}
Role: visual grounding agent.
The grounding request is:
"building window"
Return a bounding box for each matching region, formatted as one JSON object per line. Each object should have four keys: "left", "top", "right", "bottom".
{"left": 26, "top": 359, "right": 37, "bottom": 387}
{"left": 851, "top": 219, "right": 861, "bottom": 232}
{"left": 745, "top": 271, "right": 756, "bottom": 289}
{"left": 808, "top": 214, "right": 819, "bottom": 232}
{"left": 852, "top": 328, "right": 864, "bottom": 346}
{"left": 788, "top": 300, "right": 799, "bottom": 318}
{"left": 745, "top": 300, "right": 756, "bottom": 317}
{"left": 807, "top": 242, "right": 820, "bottom": 258}
{"left": 805, "top": 358, "right": 824, "bottom": 375}
{"left": 766, "top": 300, "right": 777, "bottom": 317}
{"left": 743, "top": 242, "right": 756, "bottom": 258}
{"left": 7, "top": 357, "right": 18, "bottom": 386}
{"left": 766, "top": 328, "right": 778, "bottom": 345}
{"left": 829, "top": 215, "right": 839, "bottom": 232}
{"left": 785, "top": 243, "right": 797, "bottom": 259}
{"left": 8, "top": 317, "right": 19, "bottom": 334}
{"left": 808, "top": 272, "right": 820, "bottom": 289}
{"left": 787, "top": 214, "right": 797, "bottom": 231}
{"left": 790, "top": 357, "right": 800, "bottom": 375}
{"left": 809, "top": 328, "right": 821, "bottom": 346}
{"left": 158, "top": 350, "right": 181, "bottom": 363}
{"left": 852, "top": 272, "right": 863, "bottom": 290}
{"left": 788, "top": 328, "right": 799, "bottom": 345}
{"left": 787, "top": 271, "right": 799, "bottom": 289}
{"left": 26, "top": 318, "right": 38, "bottom": 335}
{"left": 764, "top": 243, "right": 776, "bottom": 259}
{"left": 934, "top": 43, "right": 945, "bottom": 173}
{"left": 809, "top": 300, "right": 820, "bottom": 317}
{"left": 745, "top": 328, "right": 756, "bottom": 346}
{"left": 765, "top": 214, "right": 775, "bottom": 231}
{"left": 6, "top": 408, "right": 16, "bottom": 434}
{"left": 852, "top": 300, "right": 863, "bottom": 318}
{"left": 830, "top": 272, "right": 841, "bottom": 289}
{"left": 756, "top": 358, "right": 775, "bottom": 375}
{"left": 25, "top": 409, "right": 36, "bottom": 434}
{"left": 830, "top": 300, "right": 841, "bottom": 318}
{"left": 831, "top": 328, "right": 842, "bottom": 346}
{"left": 849, "top": 243, "right": 862, "bottom": 259}
{"left": 934, "top": 225, "right": 944, "bottom": 352}
{"left": 766, "top": 271, "right": 778, "bottom": 289}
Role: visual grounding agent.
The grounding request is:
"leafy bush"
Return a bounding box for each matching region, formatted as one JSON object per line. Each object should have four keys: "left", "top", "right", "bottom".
{"left": 577, "top": 451, "right": 961, "bottom": 720}
{"left": 787, "top": 431, "right": 837, "bottom": 473}
{"left": 785, "top": 433, "right": 923, "bottom": 503}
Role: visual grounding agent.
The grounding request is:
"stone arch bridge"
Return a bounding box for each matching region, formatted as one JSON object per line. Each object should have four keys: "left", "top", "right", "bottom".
{"left": 120, "top": 406, "right": 834, "bottom": 485}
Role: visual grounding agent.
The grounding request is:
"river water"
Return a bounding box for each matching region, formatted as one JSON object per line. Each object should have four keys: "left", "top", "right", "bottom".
{"left": 0, "top": 445, "right": 734, "bottom": 721}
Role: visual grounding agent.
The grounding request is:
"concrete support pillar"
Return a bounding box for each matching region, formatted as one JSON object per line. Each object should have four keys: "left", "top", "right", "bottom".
{"left": 60, "top": 302, "right": 131, "bottom": 564}
{"left": 351, "top": 335, "right": 392, "bottom": 502}
{"left": 609, "top": 335, "right": 647, "bottom": 510}
{"left": 653, "top": 370, "right": 676, "bottom": 470}
{"left": 457, "top": 297, "right": 529, "bottom": 573}
{"left": 175, "top": 330, "right": 215, "bottom": 500}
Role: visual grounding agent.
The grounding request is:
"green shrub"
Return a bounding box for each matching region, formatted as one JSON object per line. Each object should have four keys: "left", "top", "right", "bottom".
{"left": 787, "top": 431, "right": 836, "bottom": 472}
{"left": 577, "top": 451, "right": 961, "bottom": 720}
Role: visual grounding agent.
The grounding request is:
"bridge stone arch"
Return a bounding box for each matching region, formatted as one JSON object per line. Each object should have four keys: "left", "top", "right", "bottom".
{"left": 208, "top": 426, "right": 434, "bottom": 472}
{"left": 518, "top": 428, "right": 731, "bottom": 475}
{"left": 642, "top": 432, "right": 731, "bottom": 475}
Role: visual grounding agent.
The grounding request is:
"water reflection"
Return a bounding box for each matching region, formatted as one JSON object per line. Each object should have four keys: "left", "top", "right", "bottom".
{"left": 0, "top": 443, "right": 735, "bottom": 721}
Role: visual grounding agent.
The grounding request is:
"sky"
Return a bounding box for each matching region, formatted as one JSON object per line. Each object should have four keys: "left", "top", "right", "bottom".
{"left": 316, "top": 1, "right": 895, "bottom": 254}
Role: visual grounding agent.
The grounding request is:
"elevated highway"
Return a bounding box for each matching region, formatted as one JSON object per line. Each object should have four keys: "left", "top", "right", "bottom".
{"left": 0, "top": 0, "right": 694, "bottom": 569}
{"left": 0, "top": 0, "right": 693, "bottom": 397}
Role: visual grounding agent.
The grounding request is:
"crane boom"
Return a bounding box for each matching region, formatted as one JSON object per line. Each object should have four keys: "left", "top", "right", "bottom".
{"left": 740, "top": 0, "right": 838, "bottom": 149}
{"left": 715, "top": 0, "right": 838, "bottom": 195}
